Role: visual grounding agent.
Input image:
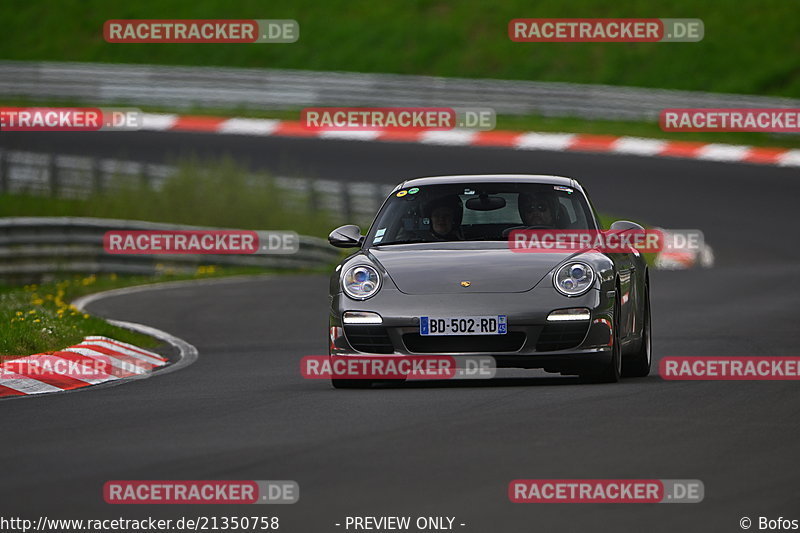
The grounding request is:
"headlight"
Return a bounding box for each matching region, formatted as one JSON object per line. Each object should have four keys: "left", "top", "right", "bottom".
{"left": 342, "top": 265, "right": 381, "bottom": 300}
{"left": 553, "top": 261, "right": 595, "bottom": 296}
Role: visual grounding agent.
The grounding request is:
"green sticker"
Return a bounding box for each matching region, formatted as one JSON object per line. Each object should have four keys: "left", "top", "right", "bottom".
{"left": 408, "top": 187, "right": 420, "bottom": 194}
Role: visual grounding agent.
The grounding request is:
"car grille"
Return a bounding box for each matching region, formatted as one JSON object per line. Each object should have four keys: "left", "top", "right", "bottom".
{"left": 402, "top": 332, "right": 526, "bottom": 353}
{"left": 536, "top": 322, "right": 590, "bottom": 351}
{"left": 343, "top": 325, "right": 394, "bottom": 354}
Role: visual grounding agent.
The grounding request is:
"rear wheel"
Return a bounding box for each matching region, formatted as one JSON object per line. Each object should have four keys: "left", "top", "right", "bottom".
{"left": 580, "top": 287, "right": 622, "bottom": 383}
{"left": 623, "top": 281, "right": 652, "bottom": 377}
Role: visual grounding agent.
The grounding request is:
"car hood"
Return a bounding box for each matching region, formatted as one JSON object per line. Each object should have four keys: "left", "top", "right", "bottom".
{"left": 369, "top": 245, "right": 574, "bottom": 294}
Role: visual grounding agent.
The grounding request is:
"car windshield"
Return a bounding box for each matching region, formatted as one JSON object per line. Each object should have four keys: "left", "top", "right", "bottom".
{"left": 367, "top": 182, "right": 597, "bottom": 246}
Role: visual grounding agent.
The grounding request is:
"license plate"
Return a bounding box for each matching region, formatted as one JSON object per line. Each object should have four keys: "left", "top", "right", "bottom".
{"left": 419, "top": 315, "right": 507, "bottom": 336}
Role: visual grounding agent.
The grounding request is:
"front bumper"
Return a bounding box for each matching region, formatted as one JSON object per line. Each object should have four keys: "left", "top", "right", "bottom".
{"left": 329, "top": 285, "right": 615, "bottom": 374}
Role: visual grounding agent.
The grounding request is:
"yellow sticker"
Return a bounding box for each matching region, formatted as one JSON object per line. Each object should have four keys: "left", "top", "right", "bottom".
{"left": 396, "top": 190, "right": 408, "bottom": 197}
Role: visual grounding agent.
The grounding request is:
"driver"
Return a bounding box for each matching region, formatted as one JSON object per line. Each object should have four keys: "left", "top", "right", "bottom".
{"left": 425, "top": 195, "right": 464, "bottom": 240}
{"left": 518, "top": 192, "right": 558, "bottom": 228}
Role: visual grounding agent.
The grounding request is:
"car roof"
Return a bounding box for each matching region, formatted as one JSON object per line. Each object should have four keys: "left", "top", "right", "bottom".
{"left": 396, "top": 174, "right": 581, "bottom": 190}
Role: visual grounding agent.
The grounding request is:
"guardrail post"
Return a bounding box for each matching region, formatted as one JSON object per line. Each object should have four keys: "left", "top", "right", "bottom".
{"left": 48, "top": 154, "right": 59, "bottom": 197}
{"left": 91, "top": 158, "right": 103, "bottom": 195}
{"left": 0, "top": 152, "right": 7, "bottom": 194}
{"left": 139, "top": 163, "right": 151, "bottom": 190}
{"left": 307, "top": 179, "right": 320, "bottom": 212}
{"left": 341, "top": 182, "right": 354, "bottom": 223}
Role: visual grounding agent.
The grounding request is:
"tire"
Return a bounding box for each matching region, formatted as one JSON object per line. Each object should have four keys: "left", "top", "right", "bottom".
{"left": 331, "top": 379, "right": 374, "bottom": 389}
{"left": 580, "top": 286, "right": 622, "bottom": 384}
{"left": 623, "top": 281, "right": 652, "bottom": 378}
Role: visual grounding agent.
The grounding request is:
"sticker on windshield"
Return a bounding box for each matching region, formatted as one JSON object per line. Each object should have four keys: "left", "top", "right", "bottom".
{"left": 396, "top": 190, "right": 408, "bottom": 197}
{"left": 372, "top": 228, "right": 386, "bottom": 244}
{"left": 554, "top": 186, "right": 573, "bottom": 193}
{"left": 408, "top": 187, "right": 420, "bottom": 194}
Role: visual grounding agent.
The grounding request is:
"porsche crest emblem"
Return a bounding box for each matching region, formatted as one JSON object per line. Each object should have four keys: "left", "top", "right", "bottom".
{"left": 460, "top": 281, "right": 471, "bottom": 287}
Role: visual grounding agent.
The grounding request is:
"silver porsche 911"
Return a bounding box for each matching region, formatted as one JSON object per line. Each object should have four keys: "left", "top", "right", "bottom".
{"left": 327, "top": 175, "right": 651, "bottom": 388}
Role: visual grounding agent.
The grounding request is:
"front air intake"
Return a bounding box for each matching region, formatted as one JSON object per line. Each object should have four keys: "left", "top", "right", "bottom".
{"left": 343, "top": 325, "right": 394, "bottom": 354}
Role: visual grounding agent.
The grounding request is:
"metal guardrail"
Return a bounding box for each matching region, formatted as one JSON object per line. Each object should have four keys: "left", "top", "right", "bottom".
{"left": 0, "top": 149, "right": 394, "bottom": 226}
{"left": 0, "top": 217, "right": 342, "bottom": 282}
{"left": 1, "top": 60, "right": 799, "bottom": 121}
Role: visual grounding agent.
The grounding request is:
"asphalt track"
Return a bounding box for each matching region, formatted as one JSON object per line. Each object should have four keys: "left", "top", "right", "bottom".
{"left": 1, "top": 131, "right": 800, "bottom": 531}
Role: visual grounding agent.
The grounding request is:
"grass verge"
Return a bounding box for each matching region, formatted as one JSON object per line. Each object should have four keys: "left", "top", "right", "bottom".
{"left": 0, "top": 0, "right": 797, "bottom": 97}
{"left": 0, "top": 273, "right": 161, "bottom": 358}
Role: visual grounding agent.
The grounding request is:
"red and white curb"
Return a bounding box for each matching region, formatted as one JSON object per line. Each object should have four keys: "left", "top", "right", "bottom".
{"left": 139, "top": 113, "right": 800, "bottom": 168}
{"left": 0, "top": 336, "right": 167, "bottom": 398}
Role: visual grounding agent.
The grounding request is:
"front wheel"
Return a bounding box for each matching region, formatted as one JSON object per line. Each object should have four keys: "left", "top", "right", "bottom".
{"left": 580, "top": 287, "right": 622, "bottom": 384}
{"left": 622, "top": 282, "right": 652, "bottom": 378}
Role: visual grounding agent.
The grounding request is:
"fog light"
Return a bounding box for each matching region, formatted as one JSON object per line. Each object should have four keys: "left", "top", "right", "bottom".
{"left": 547, "top": 308, "right": 591, "bottom": 322}
{"left": 343, "top": 311, "right": 383, "bottom": 325}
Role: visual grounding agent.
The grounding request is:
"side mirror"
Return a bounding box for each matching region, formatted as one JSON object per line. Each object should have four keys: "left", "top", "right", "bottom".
{"left": 328, "top": 224, "right": 363, "bottom": 248}
{"left": 609, "top": 220, "right": 644, "bottom": 232}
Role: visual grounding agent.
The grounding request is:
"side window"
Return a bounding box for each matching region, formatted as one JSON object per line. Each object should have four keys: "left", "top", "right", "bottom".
{"left": 558, "top": 197, "right": 577, "bottom": 225}
{"left": 556, "top": 196, "right": 590, "bottom": 229}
